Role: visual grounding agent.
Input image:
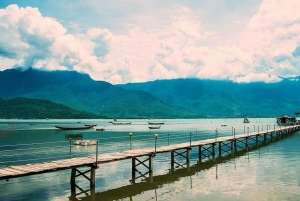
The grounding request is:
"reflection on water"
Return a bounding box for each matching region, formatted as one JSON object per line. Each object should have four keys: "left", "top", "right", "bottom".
{"left": 0, "top": 118, "right": 300, "bottom": 201}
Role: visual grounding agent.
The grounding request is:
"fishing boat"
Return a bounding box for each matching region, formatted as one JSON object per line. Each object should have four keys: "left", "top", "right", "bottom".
{"left": 276, "top": 115, "right": 300, "bottom": 126}
{"left": 84, "top": 124, "right": 97, "bottom": 127}
{"left": 55, "top": 125, "right": 94, "bottom": 130}
{"left": 243, "top": 118, "right": 250, "bottom": 123}
{"left": 96, "top": 128, "right": 105, "bottom": 131}
{"left": 149, "top": 126, "right": 161, "bottom": 129}
{"left": 111, "top": 121, "right": 131, "bottom": 125}
{"left": 148, "top": 122, "right": 164, "bottom": 125}
{"left": 110, "top": 118, "right": 131, "bottom": 125}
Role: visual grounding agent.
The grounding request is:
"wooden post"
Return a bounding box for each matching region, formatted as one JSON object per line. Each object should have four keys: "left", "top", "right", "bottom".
{"left": 69, "top": 138, "right": 72, "bottom": 155}
{"left": 218, "top": 142, "right": 221, "bottom": 157}
{"left": 198, "top": 145, "right": 202, "bottom": 162}
{"left": 132, "top": 158, "right": 136, "bottom": 183}
{"left": 186, "top": 148, "right": 190, "bottom": 164}
{"left": 212, "top": 143, "right": 215, "bottom": 156}
{"left": 70, "top": 168, "right": 76, "bottom": 193}
{"left": 129, "top": 133, "right": 132, "bottom": 150}
{"left": 90, "top": 167, "right": 96, "bottom": 188}
{"left": 149, "top": 155, "right": 153, "bottom": 183}
{"left": 171, "top": 151, "right": 174, "bottom": 172}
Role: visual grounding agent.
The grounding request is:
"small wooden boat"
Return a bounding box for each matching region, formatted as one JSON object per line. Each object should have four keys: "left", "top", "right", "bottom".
{"left": 96, "top": 128, "right": 105, "bottom": 131}
{"left": 149, "top": 126, "right": 161, "bottom": 129}
{"left": 111, "top": 121, "right": 131, "bottom": 125}
{"left": 55, "top": 125, "right": 94, "bottom": 130}
{"left": 148, "top": 122, "right": 164, "bottom": 125}
{"left": 84, "top": 124, "right": 97, "bottom": 127}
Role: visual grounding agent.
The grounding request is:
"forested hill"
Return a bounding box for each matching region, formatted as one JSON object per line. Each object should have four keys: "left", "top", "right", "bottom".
{"left": 0, "top": 97, "right": 101, "bottom": 119}
{"left": 0, "top": 68, "right": 198, "bottom": 119}
{"left": 119, "top": 78, "right": 300, "bottom": 118}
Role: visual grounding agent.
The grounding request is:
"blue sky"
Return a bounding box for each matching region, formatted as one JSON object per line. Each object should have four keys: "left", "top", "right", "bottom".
{"left": 0, "top": 0, "right": 300, "bottom": 84}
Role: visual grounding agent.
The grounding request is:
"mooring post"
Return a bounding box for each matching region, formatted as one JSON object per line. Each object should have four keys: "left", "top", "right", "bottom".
{"left": 69, "top": 137, "right": 72, "bottom": 155}
{"left": 215, "top": 128, "right": 218, "bottom": 142}
{"left": 129, "top": 133, "right": 132, "bottom": 150}
{"left": 247, "top": 126, "right": 249, "bottom": 136}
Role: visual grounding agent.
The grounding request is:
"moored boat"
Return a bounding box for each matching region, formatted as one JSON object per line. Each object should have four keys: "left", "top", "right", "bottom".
{"left": 148, "top": 122, "right": 164, "bottom": 125}
{"left": 111, "top": 121, "right": 131, "bottom": 125}
{"left": 55, "top": 125, "right": 94, "bottom": 130}
{"left": 96, "top": 128, "right": 105, "bottom": 131}
{"left": 149, "top": 126, "right": 161, "bottom": 129}
{"left": 276, "top": 115, "right": 300, "bottom": 126}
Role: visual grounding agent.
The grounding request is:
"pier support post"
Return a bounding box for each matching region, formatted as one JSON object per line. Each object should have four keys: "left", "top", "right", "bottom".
{"left": 171, "top": 151, "right": 174, "bottom": 172}
{"left": 198, "top": 145, "right": 202, "bottom": 162}
{"left": 132, "top": 158, "right": 136, "bottom": 183}
{"left": 70, "top": 168, "right": 76, "bottom": 193}
{"left": 90, "top": 167, "right": 96, "bottom": 188}
{"left": 218, "top": 142, "right": 222, "bottom": 157}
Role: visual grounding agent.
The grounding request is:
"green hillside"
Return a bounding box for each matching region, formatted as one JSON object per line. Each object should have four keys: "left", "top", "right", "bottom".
{"left": 0, "top": 97, "right": 101, "bottom": 119}
{"left": 0, "top": 68, "right": 199, "bottom": 118}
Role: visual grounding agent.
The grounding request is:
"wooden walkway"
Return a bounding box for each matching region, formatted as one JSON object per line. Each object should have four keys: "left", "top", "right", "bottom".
{"left": 0, "top": 125, "right": 299, "bottom": 181}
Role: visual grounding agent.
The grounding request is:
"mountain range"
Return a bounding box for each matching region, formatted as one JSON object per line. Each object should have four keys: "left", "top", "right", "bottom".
{"left": 0, "top": 68, "right": 299, "bottom": 118}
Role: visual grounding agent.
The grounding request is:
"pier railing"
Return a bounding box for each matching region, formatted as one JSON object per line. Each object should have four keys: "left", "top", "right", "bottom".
{"left": 0, "top": 123, "right": 292, "bottom": 168}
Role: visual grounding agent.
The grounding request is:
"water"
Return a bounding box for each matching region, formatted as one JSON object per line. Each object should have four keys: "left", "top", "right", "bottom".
{"left": 0, "top": 118, "right": 299, "bottom": 201}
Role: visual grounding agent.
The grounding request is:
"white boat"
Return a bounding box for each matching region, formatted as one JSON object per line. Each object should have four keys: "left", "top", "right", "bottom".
{"left": 73, "top": 140, "right": 98, "bottom": 146}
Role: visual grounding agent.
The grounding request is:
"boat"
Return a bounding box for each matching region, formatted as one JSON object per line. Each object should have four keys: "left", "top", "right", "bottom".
{"left": 73, "top": 140, "right": 98, "bottom": 146}
{"left": 148, "top": 122, "right": 164, "bottom": 125}
{"left": 55, "top": 125, "right": 94, "bottom": 130}
{"left": 243, "top": 118, "right": 250, "bottom": 123}
{"left": 96, "top": 128, "right": 105, "bottom": 131}
{"left": 110, "top": 118, "right": 131, "bottom": 125}
{"left": 84, "top": 124, "right": 97, "bottom": 127}
{"left": 276, "top": 115, "right": 300, "bottom": 126}
{"left": 149, "top": 126, "right": 161, "bottom": 129}
{"left": 111, "top": 121, "right": 131, "bottom": 125}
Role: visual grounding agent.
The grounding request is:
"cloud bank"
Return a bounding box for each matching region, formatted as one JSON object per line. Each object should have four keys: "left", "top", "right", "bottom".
{"left": 0, "top": 1, "right": 300, "bottom": 84}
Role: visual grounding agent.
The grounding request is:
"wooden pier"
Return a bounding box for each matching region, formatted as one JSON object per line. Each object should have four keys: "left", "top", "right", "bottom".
{"left": 0, "top": 125, "right": 299, "bottom": 196}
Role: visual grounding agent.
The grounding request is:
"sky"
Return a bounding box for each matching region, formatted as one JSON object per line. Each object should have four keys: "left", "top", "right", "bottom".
{"left": 0, "top": 0, "right": 300, "bottom": 84}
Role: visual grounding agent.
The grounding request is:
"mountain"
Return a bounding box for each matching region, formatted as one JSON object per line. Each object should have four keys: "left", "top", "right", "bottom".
{"left": 0, "top": 68, "right": 197, "bottom": 118}
{"left": 118, "top": 78, "right": 300, "bottom": 118}
{"left": 0, "top": 97, "right": 100, "bottom": 119}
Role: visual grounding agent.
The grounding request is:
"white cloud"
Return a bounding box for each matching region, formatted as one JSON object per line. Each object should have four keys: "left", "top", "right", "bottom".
{"left": 1, "top": 1, "right": 300, "bottom": 84}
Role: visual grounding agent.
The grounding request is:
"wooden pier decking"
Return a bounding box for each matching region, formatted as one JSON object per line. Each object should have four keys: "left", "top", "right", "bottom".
{"left": 0, "top": 125, "right": 299, "bottom": 181}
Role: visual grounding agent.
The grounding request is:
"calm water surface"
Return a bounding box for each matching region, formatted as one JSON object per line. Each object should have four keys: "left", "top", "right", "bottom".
{"left": 0, "top": 118, "right": 299, "bottom": 201}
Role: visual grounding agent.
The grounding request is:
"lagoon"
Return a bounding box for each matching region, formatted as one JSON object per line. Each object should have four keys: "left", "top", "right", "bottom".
{"left": 0, "top": 118, "right": 299, "bottom": 201}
